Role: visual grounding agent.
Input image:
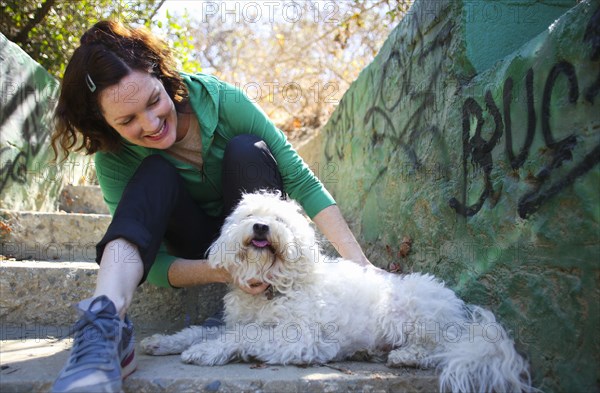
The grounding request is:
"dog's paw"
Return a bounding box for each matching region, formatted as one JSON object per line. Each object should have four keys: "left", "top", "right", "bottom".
{"left": 141, "top": 334, "right": 181, "bottom": 356}
{"left": 386, "top": 346, "right": 428, "bottom": 368}
{"left": 181, "top": 343, "right": 230, "bottom": 366}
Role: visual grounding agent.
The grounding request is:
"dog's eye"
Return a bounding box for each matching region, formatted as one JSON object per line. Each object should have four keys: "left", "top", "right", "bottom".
{"left": 246, "top": 214, "right": 253, "bottom": 218}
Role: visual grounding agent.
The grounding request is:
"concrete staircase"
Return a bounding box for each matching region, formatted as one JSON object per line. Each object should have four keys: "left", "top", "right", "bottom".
{"left": 0, "top": 185, "right": 226, "bottom": 332}
{"left": 0, "top": 185, "right": 438, "bottom": 392}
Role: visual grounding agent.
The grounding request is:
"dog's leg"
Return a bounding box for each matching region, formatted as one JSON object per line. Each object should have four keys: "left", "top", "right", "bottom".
{"left": 386, "top": 343, "right": 435, "bottom": 368}
{"left": 181, "top": 339, "right": 240, "bottom": 366}
{"left": 141, "top": 326, "right": 218, "bottom": 355}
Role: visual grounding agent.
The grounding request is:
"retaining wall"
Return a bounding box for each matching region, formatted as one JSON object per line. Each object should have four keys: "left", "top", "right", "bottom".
{"left": 0, "top": 33, "right": 93, "bottom": 212}
{"left": 299, "top": 1, "right": 600, "bottom": 391}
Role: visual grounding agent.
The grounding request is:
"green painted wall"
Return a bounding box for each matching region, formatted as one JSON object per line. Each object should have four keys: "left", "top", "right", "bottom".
{"left": 465, "top": 0, "right": 576, "bottom": 73}
{"left": 300, "top": 1, "right": 600, "bottom": 391}
{"left": 0, "top": 33, "right": 93, "bottom": 211}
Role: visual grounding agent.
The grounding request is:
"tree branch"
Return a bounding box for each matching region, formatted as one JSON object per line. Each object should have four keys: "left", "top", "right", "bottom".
{"left": 11, "top": 0, "right": 57, "bottom": 45}
{"left": 147, "top": 0, "right": 167, "bottom": 23}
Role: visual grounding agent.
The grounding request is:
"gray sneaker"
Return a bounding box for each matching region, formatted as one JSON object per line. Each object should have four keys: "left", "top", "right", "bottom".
{"left": 201, "top": 307, "right": 225, "bottom": 328}
{"left": 52, "top": 295, "right": 137, "bottom": 393}
{"left": 120, "top": 315, "right": 137, "bottom": 380}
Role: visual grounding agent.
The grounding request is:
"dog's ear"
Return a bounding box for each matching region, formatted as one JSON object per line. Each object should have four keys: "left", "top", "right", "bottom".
{"left": 205, "top": 240, "right": 227, "bottom": 269}
{"left": 256, "top": 189, "right": 287, "bottom": 201}
{"left": 205, "top": 242, "right": 218, "bottom": 267}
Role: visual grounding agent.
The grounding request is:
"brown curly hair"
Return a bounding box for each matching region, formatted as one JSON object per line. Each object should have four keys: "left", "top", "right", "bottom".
{"left": 51, "top": 20, "right": 189, "bottom": 161}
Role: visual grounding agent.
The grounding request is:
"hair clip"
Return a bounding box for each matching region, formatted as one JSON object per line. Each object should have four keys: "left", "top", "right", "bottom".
{"left": 85, "top": 73, "right": 96, "bottom": 92}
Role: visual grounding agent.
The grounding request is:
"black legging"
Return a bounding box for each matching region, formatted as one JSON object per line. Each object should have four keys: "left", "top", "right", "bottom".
{"left": 95, "top": 134, "right": 284, "bottom": 284}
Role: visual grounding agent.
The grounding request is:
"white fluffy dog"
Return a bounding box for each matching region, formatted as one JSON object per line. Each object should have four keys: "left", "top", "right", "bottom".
{"left": 141, "top": 192, "right": 532, "bottom": 392}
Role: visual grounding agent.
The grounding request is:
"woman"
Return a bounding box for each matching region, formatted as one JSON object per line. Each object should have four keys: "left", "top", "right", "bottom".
{"left": 50, "top": 20, "right": 372, "bottom": 393}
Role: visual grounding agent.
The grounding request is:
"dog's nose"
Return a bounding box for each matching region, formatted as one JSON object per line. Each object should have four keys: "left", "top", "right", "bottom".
{"left": 253, "top": 223, "right": 269, "bottom": 237}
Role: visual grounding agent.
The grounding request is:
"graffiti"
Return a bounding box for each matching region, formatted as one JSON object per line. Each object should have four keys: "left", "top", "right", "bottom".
{"left": 0, "top": 50, "right": 57, "bottom": 194}
{"left": 324, "top": 1, "right": 452, "bottom": 178}
{"left": 321, "top": 2, "right": 598, "bottom": 221}
{"left": 450, "top": 6, "right": 600, "bottom": 218}
{"left": 313, "top": 4, "right": 599, "bottom": 391}
{"left": 323, "top": 2, "right": 453, "bottom": 202}
{"left": 0, "top": 90, "right": 53, "bottom": 193}
{"left": 324, "top": 91, "right": 354, "bottom": 162}
{"left": 0, "top": 149, "right": 28, "bottom": 192}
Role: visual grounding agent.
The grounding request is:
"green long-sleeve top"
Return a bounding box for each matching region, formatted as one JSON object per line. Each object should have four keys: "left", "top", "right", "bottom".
{"left": 94, "top": 72, "right": 336, "bottom": 288}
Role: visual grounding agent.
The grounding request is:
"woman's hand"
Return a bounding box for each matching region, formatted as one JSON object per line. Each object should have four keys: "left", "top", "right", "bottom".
{"left": 239, "top": 279, "right": 271, "bottom": 295}
{"left": 218, "top": 267, "right": 270, "bottom": 295}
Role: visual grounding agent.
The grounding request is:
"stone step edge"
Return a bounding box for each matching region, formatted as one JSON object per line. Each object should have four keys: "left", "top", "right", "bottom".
{"left": 0, "top": 261, "right": 440, "bottom": 392}
{"left": 0, "top": 210, "right": 111, "bottom": 261}
{"left": 0, "top": 260, "right": 98, "bottom": 268}
{"left": 0, "top": 248, "right": 99, "bottom": 264}
{"left": 0, "top": 209, "right": 110, "bottom": 217}
{"left": 0, "top": 259, "right": 226, "bottom": 332}
{"left": 0, "top": 337, "right": 440, "bottom": 393}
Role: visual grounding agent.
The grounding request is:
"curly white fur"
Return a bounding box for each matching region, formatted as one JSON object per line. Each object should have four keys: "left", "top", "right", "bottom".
{"left": 142, "top": 191, "right": 533, "bottom": 393}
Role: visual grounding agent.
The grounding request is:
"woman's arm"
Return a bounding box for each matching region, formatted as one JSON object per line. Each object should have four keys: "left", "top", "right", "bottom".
{"left": 168, "top": 257, "right": 269, "bottom": 294}
{"left": 168, "top": 258, "right": 228, "bottom": 287}
{"left": 168, "top": 205, "right": 374, "bottom": 290}
{"left": 311, "top": 204, "right": 373, "bottom": 267}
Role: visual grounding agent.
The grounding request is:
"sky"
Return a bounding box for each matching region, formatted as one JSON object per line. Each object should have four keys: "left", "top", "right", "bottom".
{"left": 155, "top": 0, "right": 361, "bottom": 27}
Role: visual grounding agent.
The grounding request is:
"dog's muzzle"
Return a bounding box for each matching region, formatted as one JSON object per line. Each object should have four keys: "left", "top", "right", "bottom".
{"left": 251, "top": 222, "right": 272, "bottom": 249}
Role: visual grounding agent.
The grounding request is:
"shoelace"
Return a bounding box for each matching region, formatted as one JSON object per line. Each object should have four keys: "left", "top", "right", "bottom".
{"left": 65, "top": 309, "right": 120, "bottom": 370}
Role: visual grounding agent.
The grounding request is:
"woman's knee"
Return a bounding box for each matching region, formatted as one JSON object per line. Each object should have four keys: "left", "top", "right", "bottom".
{"left": 221, "top": 135, "right": 283, "bottom": 215}
{"left": 138, "top": 154, "right": 177, "bottom": 173}
{"left": 223, "top": 135, "right": 278, "bottom": 181}
{"left": 131, "top": 155, "right": 180, "bottom": 187}
{"left": 223, "top": 134, "right": 268, "bottom": 162}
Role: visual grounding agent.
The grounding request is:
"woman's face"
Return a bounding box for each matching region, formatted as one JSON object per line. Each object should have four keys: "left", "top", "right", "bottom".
{"left": 98, "top": 70, "right": 182, "bottom": 149}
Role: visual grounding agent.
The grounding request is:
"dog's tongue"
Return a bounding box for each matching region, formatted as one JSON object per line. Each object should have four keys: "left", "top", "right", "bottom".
{"left": 252, "top": 239, "right": 271, "bottom": 248}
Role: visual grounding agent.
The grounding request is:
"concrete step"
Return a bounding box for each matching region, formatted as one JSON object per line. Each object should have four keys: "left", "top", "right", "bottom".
{"left": 0, "top": 260, "right": 440, "bottom": 392}
{"left": 0, "top": 260, "right": 227, "bottom": 332}
{"left": 58, "top": 185, "right": 109, "bottom": 214}
{"left": 0, "top": 209, "right": 110, "bottom": 261}
{"left": 0, "top": 335, "right": 439, "bottom": 393}
{"left": 0, "top": 182, "right": 440, "bottom": 392}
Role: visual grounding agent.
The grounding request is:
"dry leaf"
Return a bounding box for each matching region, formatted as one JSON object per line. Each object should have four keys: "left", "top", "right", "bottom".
{"left": 0, "top": 221, "right": 12, "bottom": 236}
{"left": 250, "top": 363, "right": 268, "bottom": 369}
{"left": 399, "top": 236, "right": 412, "bottom": 258}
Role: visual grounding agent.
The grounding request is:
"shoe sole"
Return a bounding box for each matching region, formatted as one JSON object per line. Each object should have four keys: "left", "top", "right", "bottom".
{"left": 121, "top": 349, "right": 137, "bottom": 380}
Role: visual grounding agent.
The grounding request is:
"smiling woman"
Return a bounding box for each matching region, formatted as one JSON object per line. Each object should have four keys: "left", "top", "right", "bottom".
{"left": 98, "top": 71, "right": 183, "bottom": 149}
{"left": 49, "top": 20, "right": 373, "bottom": 393}
{"left": 52, "top": 20, "right": 188, "bottom": 156}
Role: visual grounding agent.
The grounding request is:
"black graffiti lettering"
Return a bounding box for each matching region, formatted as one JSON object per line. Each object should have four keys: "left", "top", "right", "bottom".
{"left": 357, "top": 11, "right": 452, "bottom": 176}
{"left": 503, "top": 69, "right": 536, "bottom": 170}
{"left": 0, "top": 149, "right": 28, "bottom": 192}
{"left": 450, "top": 98, "right": 484, "bottom": 216}
{"left": 324, "top": 92, "right": 354, "bottom": 162}
{"left": 541, "top": 61, "right": 578, "bottom": 150}
{"left": 518, "top": 61, "right": 580, "bottom": 218}
{"left": 584, "top": 70, "right": 600, "bottom": 104}
{"left": 321, "top": 3, "right": 598, "bottom": 223}
{"left": 0, "top": 61, "right": 57, "bottom": 194}
{"left": 452, "top": 58, "right": 599, "bottom": 218}
{"left": 519, "top": 145, "right": 600, "bottom": 218}
{"left": 22, "top": 103, "right": 51, "bottom": 158}
{"left": 365, "top": 106, "right": 398, "bottom": 147}
{"left": 381, "top": 50, "right": 403, "bottom": 112}
{"left": 449, "top": 91, "right": 504, "bottom": 216}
